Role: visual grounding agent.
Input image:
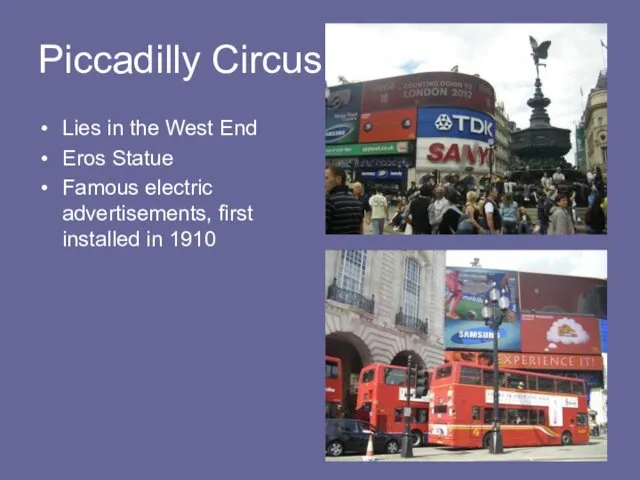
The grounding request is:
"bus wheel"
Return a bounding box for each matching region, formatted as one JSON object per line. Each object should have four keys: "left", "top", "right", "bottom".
{"left": 561, "top": 431, "right": 573, "bottom": 446}
{"left": 326, "top": 441, "right": 344, "bottom": 457}
{"left": 482, "top": 433, "right": 492, "bottom": 449}
{"left": 411, "top": 430, "right": 424, "bottom": 447}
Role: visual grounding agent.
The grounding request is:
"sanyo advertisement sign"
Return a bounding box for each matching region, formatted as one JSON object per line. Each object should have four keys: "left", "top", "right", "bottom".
{"left": 417, "top": 107, "right": 496, "bottom": 143}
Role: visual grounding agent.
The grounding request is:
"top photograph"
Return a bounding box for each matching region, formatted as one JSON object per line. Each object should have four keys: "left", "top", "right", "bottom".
{"left": 325, "top": 24, "right": 608, "bottom": 236}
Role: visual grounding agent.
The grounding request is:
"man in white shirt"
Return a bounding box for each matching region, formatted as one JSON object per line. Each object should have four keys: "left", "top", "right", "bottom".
{"left": 586, "top": 168, "right": 595, "bottom": 186}
{"left": 368, "top": 187, "right": 388, "bottom": 235}
{"left": 541, "top": 172, "right": 552, "bottom": 192}
{"left": 428, "top": 186, "right": 451, "bottom": 233}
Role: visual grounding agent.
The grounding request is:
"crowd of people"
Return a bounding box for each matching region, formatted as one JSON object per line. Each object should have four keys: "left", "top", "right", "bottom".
{"left": 326, "top": 165, "right": 607, "bottom": 235}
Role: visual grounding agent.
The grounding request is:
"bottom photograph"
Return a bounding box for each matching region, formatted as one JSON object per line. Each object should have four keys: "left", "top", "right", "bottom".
{"left": 325, "top": 250, "right": 607, "bottom": 462}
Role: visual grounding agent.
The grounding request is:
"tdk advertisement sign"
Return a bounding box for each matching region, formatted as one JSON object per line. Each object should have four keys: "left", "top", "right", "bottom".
{"left": 417, "top": 107, "right": 496, "bottom": 143}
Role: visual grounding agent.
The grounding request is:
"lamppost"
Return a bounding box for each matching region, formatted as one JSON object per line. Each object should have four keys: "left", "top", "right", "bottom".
{"left": 487, "top": 138, "right": 496, "bottom": 186}
{"left": 325, "top": 82, "right": 330, "bottom": 107}
{"left": 481, "top": 283, "right": 510, "bottom": 454}
{"left": 400, "top": 355, "right": 414, "bottom": 458}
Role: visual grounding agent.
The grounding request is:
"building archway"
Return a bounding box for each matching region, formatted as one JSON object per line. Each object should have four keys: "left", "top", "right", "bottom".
{"left": 326, "top": 332, "right": 372, "bottom": 415}
{"left": 390, "top": 350, "right": 426, "bottom": 369}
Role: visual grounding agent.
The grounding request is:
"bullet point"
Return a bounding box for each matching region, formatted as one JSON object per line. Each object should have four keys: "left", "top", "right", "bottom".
{"left": 41, "top": 155, "right": 48, "bottom": 162}
{"left": 41, "top": 125, "right": 48, "bottom": 132}
{"left": 41, "top": 185, "right": 48, "bottom": 191}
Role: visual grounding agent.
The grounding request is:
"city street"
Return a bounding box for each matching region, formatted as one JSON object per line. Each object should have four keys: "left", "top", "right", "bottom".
{"left": 326, "top": 435, "right": 607, "bottom": 462}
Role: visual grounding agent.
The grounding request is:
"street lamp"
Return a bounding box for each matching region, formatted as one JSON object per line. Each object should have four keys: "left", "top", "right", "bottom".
{"left": 481, "top": 283, "right": 510, "bottom": 454}
{"left": 325, "top": 82, "right": 330, "bottom": 107}
{"left": 401, "top": 355, "right": 414, "bottom": 458}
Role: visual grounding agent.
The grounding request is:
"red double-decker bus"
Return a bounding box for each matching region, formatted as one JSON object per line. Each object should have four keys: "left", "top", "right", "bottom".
{"left": 356, "top": 363, "right": 429, "bottom": 447}
{"left": 428, "top": 361, "right": 590, "bottom": 449}
{"left": 325, "top": 356, "right": 342, "bottom": 418}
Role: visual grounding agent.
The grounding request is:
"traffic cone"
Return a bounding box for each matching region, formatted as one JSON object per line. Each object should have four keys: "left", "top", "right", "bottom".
{"left": 361, "top": 433, "right": 377, "bottom": 462}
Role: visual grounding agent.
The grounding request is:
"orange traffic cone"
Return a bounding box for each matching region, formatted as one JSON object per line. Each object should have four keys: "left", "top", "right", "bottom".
{"left": 361, "top": 433, "right": 377, "bottom": 462}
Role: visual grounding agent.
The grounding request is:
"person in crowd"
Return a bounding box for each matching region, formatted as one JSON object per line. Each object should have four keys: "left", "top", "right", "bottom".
{"left": 499, "top": 192, "right": 519, "bottom": 234}
{"left": 368, "top": 187, "right": 388, "bottom": 235}
{"left": 406, "top": 181, "right": 418, "bottom": 197}
{"left": 594, "top": 166, "right": 605, "bottom": 198}
{"left": 352, "top": 182, "right": 371, "bottom": 234}
{"left": 439, "top": 189, "right": 463, "bottom": 234}
{"left": 326, "top": 165, "right": 364, "bottom": 234}
{"left": 407, "top": 184, "right": 432, "bottom": 235}
{"left": 458, "top": 191, "right": 484, "bottom": 234}
{"left": 552, "top": 167, "right": 565, "bottom": 186}
{"left": 483, "top": 186, "right": 502, "bottom": 235}
{"left": 390, "top": 198, "right": 408, "bottom": 232}
{"left": 428, "top": 186, "right": 451, "bottom": 234}
{"left": 548, "top": 195, "right": 575, "bottom": 235}
{"left": 476, "top": 198, "right": 486, "bottom": 232}
{"left": 517, "top": 206, "right": 532, "bottom": 234}
{"left": 541, "top": 172, "right": 553, "bottom": 193}
{"left": 585, "top": 195, "right": 606, "bottom": 234}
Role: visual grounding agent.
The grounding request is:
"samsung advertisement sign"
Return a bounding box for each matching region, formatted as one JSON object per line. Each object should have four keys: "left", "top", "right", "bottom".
{"left": 417, "top": 107, "right": 496, "bottom": 143}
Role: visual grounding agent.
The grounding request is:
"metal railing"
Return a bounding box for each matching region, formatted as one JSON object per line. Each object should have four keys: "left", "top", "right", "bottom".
{"left": 327, "top": 279, "right": 375, "bottom": 314}
{"left": 395, "top": 311, "right": 428, "bottom": 336}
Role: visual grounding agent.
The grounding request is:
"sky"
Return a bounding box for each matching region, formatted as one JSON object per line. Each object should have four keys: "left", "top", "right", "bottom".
{"left": 445, "top": 250, "right": 607, "bottom": 279}
{"left": 325, "top": 23, "right": 607, "bottom": 165}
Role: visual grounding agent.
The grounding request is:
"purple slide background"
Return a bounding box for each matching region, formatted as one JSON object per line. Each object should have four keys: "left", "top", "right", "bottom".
{"left": 0, "top": 0, "right": 626, "bottom": 478}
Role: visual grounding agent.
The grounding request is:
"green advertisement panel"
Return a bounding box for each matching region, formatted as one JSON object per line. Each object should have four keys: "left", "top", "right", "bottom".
{"left": 326, "top": 141, "right": 411, "bottom": 158}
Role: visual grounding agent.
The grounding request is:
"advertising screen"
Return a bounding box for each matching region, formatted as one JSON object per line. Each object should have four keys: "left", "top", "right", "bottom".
{"left": 520, "top": 313, "right": 602, "bottom": 355}
{"left": 519, "top": 272, "right": 607, "bottom": 318}
{"left": 443, "top": 351, "right": 604, "bottom": 374}
{"left": 326, "top": 141, "right": 411, "bottom": 158}
{"left": 416, "top": 138, "right": 492, "bottom": 173}
{"left": 358, "top": 108, "right": 417, "bottom": 143}
{"left": 417, "top": 107, "right": 495, "bottom": 143}
{"left": 361, "top": 72, "right": 495, "bottom": 114}
{"left": 600, "top": 319, "right": 608, "bottom": 353}
{"left": 444, "top": 268, "right": 521, "bottom": 351}
{"left": 325, "top": 83, "right": 363, "bottom": 145}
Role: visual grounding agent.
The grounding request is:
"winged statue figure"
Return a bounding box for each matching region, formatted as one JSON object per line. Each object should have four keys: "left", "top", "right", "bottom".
{"left": 529, "top": 36, "right": 552, "bottom": 78}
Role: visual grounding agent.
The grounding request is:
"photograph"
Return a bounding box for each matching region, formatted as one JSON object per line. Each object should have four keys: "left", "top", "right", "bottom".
{"left": 325, "top": 24, "right": 608, "bottom": 235}
{"left": 325, "top": 250, "right": 607, "bottom": 462}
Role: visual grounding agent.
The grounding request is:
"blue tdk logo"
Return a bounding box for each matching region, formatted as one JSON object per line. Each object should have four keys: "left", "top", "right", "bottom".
{"left": 325, "top": 124, "right": 354, "bottom": 143}
{"left": 451, "top": 327, "right": 506, "bottom": 345}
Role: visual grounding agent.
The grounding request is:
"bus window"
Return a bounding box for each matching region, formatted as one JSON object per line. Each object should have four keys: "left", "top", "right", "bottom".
{"left": 433, "top": 405, "right": 448, "bottom": 414}
{"left": 362, "top": 369, "right": 375, "bottom": 383}
{"left": 472, "top": 406, "right": 481, "bottom": 421}
{"left": 556, "top": 379, "right": 572, "bottom": 393}
{"left": 415, "top": 408, "right": 428, "bottom": 424}
{"left": 384, "top": 368, "right": 406, "bottom": 385}
{"left": 394, "top": 408, "right": 403, "bottom": 423}
{"left": 527, "top": 375, "right": 537, "bottom": 391}
{"left": 537, "top": 377, "right": 555, "bottom": 392}
{"left": 326, "top": 362, "right": 339, "bottom": 378}
{"left": 506, "top": 373, "right": 526, "bottom": 389}
{"left": 459, "top": 366, "right": 482, "bottom": 385}
{"left": 484, "top": 408, "right": 507, "bottom": 424}
{"left": 572, "top": 381, "right": 586, "bottom": 395}
{"left": 576, "top": 413, "right": 589, "bottom": 426}
{"left": 436, "top": 366, "right": 452, "bottom": 379}
{"left": 482, "top": 371, "right": 505, "bottom": 387}
{"left": 538, "top": 410, "right": 546, "bottom": 425}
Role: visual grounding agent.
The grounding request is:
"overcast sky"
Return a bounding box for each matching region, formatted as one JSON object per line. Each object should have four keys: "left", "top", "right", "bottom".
{"left": 445, "top": 250, "right": 607, "bottom": 279}
{"left": 325, "top": 23, "right": 607, "bottom": 165}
